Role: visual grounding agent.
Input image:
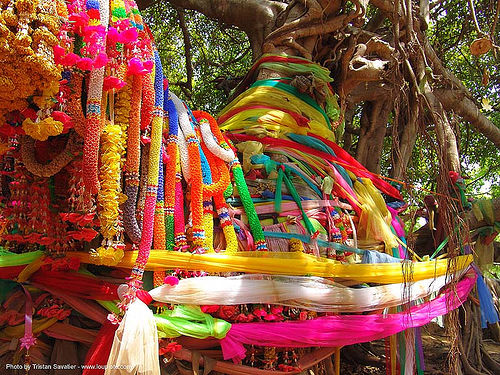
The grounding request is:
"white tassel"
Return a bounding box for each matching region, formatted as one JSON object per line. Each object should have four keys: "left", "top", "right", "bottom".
{"left": 105, "top": 298, "right": 160, "bottom": 375}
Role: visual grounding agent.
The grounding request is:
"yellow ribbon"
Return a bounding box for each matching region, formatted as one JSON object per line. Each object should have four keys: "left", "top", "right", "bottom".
{"left": 219, "top": 86, "right": 335, "bottom": 141}
{"left": 67, "top": 251, "right": 472, "bottom": 284}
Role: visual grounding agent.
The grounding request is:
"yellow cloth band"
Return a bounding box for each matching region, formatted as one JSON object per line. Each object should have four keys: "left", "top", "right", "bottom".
{"left": 67, "top": 251, "right": 472, "bottom": 284}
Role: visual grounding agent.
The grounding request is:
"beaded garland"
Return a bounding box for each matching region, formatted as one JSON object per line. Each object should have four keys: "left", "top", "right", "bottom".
{"left": 128, "top": 51, "right": 163, "bottom": 284}
{"left": 122, "top": 73, "right": 143, "bottom": 244}
{"left": 193, "top": 111, "right": 238, "bottom": 254}
{"left": 140, "top": 71, "right": 154, "bottom": 131}
{"left": 82, "top": 0, "right": 109, "bottom": 195}
{"left": 153, "top": 144, "right": 165, "bottom": 251}
{"left": 196, "top": 111, "right": 267, "bottom": 251}
{"left": 171, "top": 93, "right": 205, "bottom": 252}
{"left": 163, "top": 90, "right": 179, "bottom": 251}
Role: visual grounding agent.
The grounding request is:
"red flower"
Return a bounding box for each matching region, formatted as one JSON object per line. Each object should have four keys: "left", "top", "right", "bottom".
{"left": 270, "top": 306, "right": 283, "bottom": 314}
{"left": 299, "top": 311, "right": 308, "bottom": 321}
{"left": 76, "top": 228, "right": 98, "bottom": 241}
{"left": 76, "top": 212, "right": 96, "bottom": 226}
{"left": 252, "top": 308, "right": 267, "bottom": 318}
{"left": 86, "top": 8, "right": 100, "bottom": 20}
{"left": 449, "top": 171, "right": 460, "bottom": 183}
{"left": 51, "top": 111, "right": 73, "bottom": 133}
{"left": 159, "top": 341, "right": 182, "bottom": 355}
{"left": 56, "top": 309, "right": 71, "bottom": 320}
{"left": 200, "top": 305, "right": 220, "bottom": 314}
{"left": 38, "top": 237, "right": 55, "bottom": 246}
{"left": 218, "top": 306, "right": 238, "bottom": 321}
{"left": 264, "top": 313, "right": 278, "bottom": 321}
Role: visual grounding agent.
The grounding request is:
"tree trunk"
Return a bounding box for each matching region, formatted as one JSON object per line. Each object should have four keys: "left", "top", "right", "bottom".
{"left": 356, "top": 100, "right": 393, "bottom": 173}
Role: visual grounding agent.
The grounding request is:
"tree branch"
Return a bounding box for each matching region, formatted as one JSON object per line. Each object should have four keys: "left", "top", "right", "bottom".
{"left": 176, "top": 7, "right": 193, "bottom": 95}
{"left": 467, "top": 0, "right": 486, "bottom": 36}
{"left": 434, "top": 89, "right": 500, "bottom": 149}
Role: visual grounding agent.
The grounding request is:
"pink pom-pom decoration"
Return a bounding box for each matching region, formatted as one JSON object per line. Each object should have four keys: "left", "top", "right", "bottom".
{"left": 53, "top": 45, "right": 66, "bottom": 65}
{"left": 163, "top": 276, "right": 179, "bottom": 286}
{"left": 76, "top": 57, "right": 94, "bottom": 71}
{"left": 103, "top": 76, "right": 126, "bottom": 91}
{"left": 120, "top": 28, "right": 138, "bottom": 44}
{"left": 127, "top": 57, "right": 150, "bottom": 76}
{"left": 93, "top": 53, "right": 109, "bottom": 69}
{"left": 107, "top": 27, "right": 121, "bottom": 44}
{"left": 62, "top": 52, "right": 80, "bottom": 67}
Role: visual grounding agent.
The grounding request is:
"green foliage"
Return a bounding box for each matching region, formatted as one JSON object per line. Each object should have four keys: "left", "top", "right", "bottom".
{"left": 141, "top": 2, "right": 252, "bottom": 113}
{"left": 485, "top": 263, "right": 500, "bottom": 279}
{"left": 429, "top": 0, "right": 499, "bottom": 198}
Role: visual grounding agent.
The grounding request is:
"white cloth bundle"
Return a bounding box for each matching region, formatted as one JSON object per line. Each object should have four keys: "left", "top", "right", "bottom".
{"left": 149, "top": 272, "right": 465, "bottom": 312}
{"left": 105, "top": 299, "right": 160, "bottom": 375}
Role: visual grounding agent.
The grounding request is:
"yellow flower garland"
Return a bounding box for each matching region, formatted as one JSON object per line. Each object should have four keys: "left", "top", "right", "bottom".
{"left": 0, "top": 0, "right": 64, "bottom": 121}
{"left": 97, "top": 122, "right": 126, "bottom": 240}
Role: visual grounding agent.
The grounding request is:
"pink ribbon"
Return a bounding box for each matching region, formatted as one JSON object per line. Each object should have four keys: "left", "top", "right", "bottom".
{"left": 220, "top": 272, "right": 476, "bottom": 362}
{"left": 19, "top": 285, "right": 36, "bottom": 350}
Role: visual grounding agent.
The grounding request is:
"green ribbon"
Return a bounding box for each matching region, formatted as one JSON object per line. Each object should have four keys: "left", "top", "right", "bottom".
{"left": 0, "top": 250, "right": 44, "bottom": 268}
{"left": 252, "top": 154, "right": 317, "bottom": 235}
{"left": 155, "top": 305, "right": 231, "bottom": 340}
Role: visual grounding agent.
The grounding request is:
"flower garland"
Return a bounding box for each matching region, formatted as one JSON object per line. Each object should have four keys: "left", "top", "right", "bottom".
{"left": 193, "top": 112, "right": 237, "bottom": 253}
{"left": 153, "top": 144, "right": 166, "bottom": 287}
{"left": 197, "top": 111, "right": 267, "bottom": 250}
{"left": 92, "top": 121, "right": 126, "bottom": 266}
{"left": 0, "top": 0, "right": 64, "bottom": 121}
{"left": 20, "top": 131, "right": 81, "bottom": 178}
{"left": 153, "top": 144, "right": 166, "bottom": 251}
{"left": 170, "top": 93, "right": 205, "bottom": 252}
{"left": 82, "top": 0, "right": 109, "bottom": 195}
{"left": 65, "top": 72, "right": 86, "bottom": 137}
{"left": 140, "top": 70, "right": 154, "bottom": 130}
{"left": 164, "top": 93, "right": 179, "bottom": 251}
{"left": 128, "top": 50, "right": 163, "bottom": 285}
{"left": 122, "top": 72, "right": 143, "bottom": 244}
